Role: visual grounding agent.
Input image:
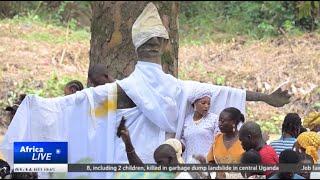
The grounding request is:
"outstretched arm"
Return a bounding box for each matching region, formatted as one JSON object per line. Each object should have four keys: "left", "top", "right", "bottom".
{"left": 246, "top": 87, "right": 291, "bottom": 107}
{"left": 117, "top": 117, "right": 144, "bottom": 166}
{"left": 183, "top": 80, "right": 291, "bottom": 108}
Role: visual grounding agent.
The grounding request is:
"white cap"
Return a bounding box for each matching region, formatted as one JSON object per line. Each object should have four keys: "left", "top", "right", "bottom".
{"left": 188, "top": 86, "right": 212, "bottom": 105}
{"left": 132, "top": 2, "right": 169, "bottom": 50}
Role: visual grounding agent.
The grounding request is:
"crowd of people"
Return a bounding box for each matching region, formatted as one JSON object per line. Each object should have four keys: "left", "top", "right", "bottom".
{"left": 2, "top": 60, "right": 319, "bottom": 179}
{"left": 50, "top": 66, "right": 319, "bottom": 180}
{"left": 2, "top": 77, "right": 320, "bottom": 179}
{"left": 115, "top": 87, "right": 320, "bottom": 179}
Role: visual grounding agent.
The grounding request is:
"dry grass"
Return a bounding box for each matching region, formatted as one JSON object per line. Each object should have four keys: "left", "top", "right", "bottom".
{"left": 0, "top": 20, "right": 90, "bottom": 133}
{"left": 0, "top": 20, "right": 90, "bottom": 88}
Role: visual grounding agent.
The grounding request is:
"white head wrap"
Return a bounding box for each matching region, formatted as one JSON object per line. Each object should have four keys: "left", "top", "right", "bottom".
{"left": 188, "top": 86, "right": 212, "bottom": 105}
{"left": 132, "top": 2, "right": 169, "bottom": 50}
{"left": 163, "top": 138, "right": 184, "bottom": 164}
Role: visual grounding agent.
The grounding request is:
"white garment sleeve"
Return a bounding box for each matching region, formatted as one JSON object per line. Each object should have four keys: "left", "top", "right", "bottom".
{"left": 208, "top": 84, "right": 246, "bottom": 115}
{"left": 0, "top": 84, "right": 118, "bottom": 179}
{"left": 180, "top": 114, "right": 194, "bottom": 147}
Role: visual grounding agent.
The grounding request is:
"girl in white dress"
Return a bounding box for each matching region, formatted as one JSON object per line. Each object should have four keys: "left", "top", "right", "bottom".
{"left": 181, "top": 87, "right": 220, "bottom": 163}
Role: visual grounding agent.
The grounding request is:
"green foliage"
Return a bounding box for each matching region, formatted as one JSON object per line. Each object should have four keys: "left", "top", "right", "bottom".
{"left": 258, "top": 121, "right": 278, "bottom": 134}
{"left": 296, "top": 1, "right": 320, "bottom": 31}
{"left": 0, "top": 1, "right": 91, "bottom": 30}
{"left": 246, "top": 107, "right": 255, "bottom": 119}
{"left": 0, "top": 2, "right": 91, "bottom": 45}
{"left": 0, "top": 15, "right": 90, "bottom": 44}
{"left": 39, "top": 72, "right": 72, "bottom": 97}
{"left": 23, "top": 28, "right": 89, "bottom": 44}
{"left": 257, "top": 22, "right": 277, "bottom": 38}
{"left": 2, "top": 73, "right": 85, "bottom": 109}
{"left": 314, "top": 102, "right": 320, "bottom": 109}
{"left": 180, "top": 1, "right": 319, "bottom": 44}
{"left": 215, "top": 76, "right": 225, "bottom": 86}
{"left": 256, "top": 115, "right": 285, "bottom": 134}
{"left": 0, "top": 1, "right": 41, "bottom": 18}
{"left": 297, "top": 1, "right": 319, "bottom": 19}
{"left": 298, "top": 1, "right": 313, "bottom": 19}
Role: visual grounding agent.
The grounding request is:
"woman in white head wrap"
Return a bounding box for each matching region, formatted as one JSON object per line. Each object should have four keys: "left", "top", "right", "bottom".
{"left": 181, "top": 85, "right": 220, "bottom": 163}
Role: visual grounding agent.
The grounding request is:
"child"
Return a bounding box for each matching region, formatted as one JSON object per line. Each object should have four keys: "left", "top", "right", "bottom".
{"left": 64, "top": 80, "right": 84, "bottom": 95}
{"left": 240, "top": 149, "right": 266, "bottom": 179}
{"left": 269, "top": 149, "right": 305, "bottom": 179}
{"left": 5, "top": 94, "right": 26, "bottom": 122}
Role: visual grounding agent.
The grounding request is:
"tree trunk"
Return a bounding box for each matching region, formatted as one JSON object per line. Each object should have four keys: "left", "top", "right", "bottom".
{"left": 89, "top": 1, "right": 179, "bottom": 80}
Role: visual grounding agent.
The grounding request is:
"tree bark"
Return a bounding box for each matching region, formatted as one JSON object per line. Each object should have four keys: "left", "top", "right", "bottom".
{"left": 89, "top": 1, "right": 179, "bottom": 80}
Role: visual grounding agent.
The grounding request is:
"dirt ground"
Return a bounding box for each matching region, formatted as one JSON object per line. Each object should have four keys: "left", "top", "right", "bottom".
{"left": 0, "top": 21, "right": 319, "bottom": 139}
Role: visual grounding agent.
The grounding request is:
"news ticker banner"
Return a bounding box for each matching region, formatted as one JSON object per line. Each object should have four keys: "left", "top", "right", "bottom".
{"left": 67, "top": 164, "right": 320, "bottom": 173}
{"left": 13, "top": 164, "right": 320, "bottom": 173}
{"left": 14, "top": 142, "right": 68, "bottom": 172}
{"left": 11, "top": 142, "right": 320, "bottom": 173}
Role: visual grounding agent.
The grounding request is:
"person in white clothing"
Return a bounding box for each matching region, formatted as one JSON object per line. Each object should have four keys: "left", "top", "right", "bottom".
{"left": 181, "top": 86, "right": 220, "bottom": 163}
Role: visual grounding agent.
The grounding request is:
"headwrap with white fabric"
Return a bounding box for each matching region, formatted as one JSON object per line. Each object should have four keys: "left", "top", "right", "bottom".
{"left": 132, "top": 2, "right": 169, "bottom": 50}
{"left": 163, "top": 138, "right": 184, "bottom": 164}
{"left": 187, "top": 85, "right": 212, "bottom": 105}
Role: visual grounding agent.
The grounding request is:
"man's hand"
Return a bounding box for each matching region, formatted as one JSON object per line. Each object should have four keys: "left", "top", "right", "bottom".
{"left": 117, "top": 116, "right": 130, "bottom": 143}
{"left": 180, "top": 141, "right": 186, "bottom": 153}
{"left": 246, "top": 86, "right": 291, "bottom": 107}
{"left": 266, "top": 88, "right": 291, "bottom": 107}
{"left": 116, "top": 117, "right": 143, "bottom": 165}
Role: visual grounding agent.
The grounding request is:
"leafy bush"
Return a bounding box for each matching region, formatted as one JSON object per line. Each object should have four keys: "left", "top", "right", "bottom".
{"left": 256, "top": 115, "right": 285, "bottom": 134}
{"left": 0, "top": 1, "right": 91, "bottom": 30}
{"left": 180, "top": 1, "right": 319, "bottom": 44}
{"left": 314, "top": 102, "right": 320, "bottom": 110}
{"left": 2, "top": 72, "right": 85, "bottom": 109}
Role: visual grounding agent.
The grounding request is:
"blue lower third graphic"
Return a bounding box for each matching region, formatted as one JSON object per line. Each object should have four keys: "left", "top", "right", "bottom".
{"left": 14, "top": 142, "right": 68, "bottom": 164}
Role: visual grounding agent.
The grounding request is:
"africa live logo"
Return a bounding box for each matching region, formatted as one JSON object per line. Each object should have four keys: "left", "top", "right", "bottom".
{"left": 14, "top": 142, "right": 67, "bottom": 164}
{"left": 19, "top": 146, "right": 61, "bottom": 161}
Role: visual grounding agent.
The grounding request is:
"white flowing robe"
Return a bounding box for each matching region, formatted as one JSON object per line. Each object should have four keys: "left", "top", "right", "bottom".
{"left": 0, "top": 61, "right": 246, "bottom": 179}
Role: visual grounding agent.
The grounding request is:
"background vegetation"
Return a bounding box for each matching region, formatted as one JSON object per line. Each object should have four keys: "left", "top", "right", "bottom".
{"left": 1, "top": 1, "right": 319, "bottom": 45}
{"left": 180, "top": 1, "right": 320, "bottom": 44}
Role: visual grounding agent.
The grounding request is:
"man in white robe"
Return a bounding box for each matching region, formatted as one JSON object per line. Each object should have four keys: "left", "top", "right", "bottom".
{"left": 0, "top": 2, "right": 291, "bottom": 179}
